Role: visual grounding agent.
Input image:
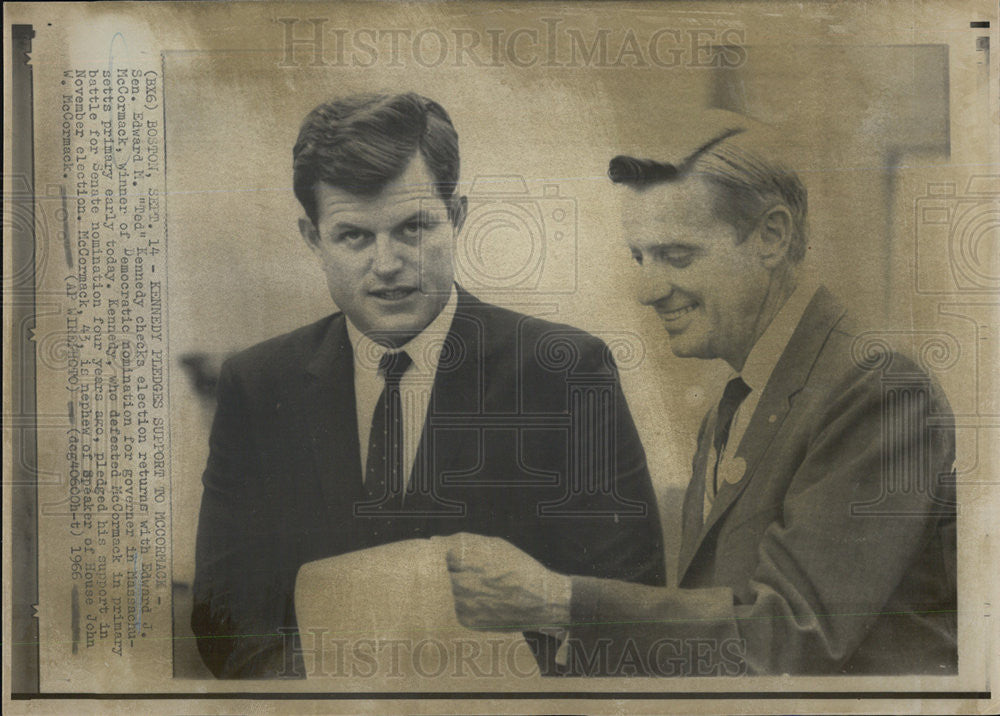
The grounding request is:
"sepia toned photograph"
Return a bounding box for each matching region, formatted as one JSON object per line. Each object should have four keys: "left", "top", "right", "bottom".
{"left": 4, "top": 1, "right": 998, "bottom": 713}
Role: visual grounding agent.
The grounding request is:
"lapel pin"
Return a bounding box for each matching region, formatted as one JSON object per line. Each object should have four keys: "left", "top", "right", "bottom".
{"left": 723, "top": 457, "right": 748, "bottom": 485}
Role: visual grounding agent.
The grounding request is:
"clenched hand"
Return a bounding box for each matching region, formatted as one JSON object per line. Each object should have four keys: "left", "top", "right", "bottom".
{"left": 441, "top": 533, "right": 572, "bottom": 631}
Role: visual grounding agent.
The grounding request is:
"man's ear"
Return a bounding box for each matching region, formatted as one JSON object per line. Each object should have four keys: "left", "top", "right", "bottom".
{"left": 756, "top": 205, "right": 793, "bottom": 269}
{"left": 450, "top": 195, "right": 468, "bottom": 234}
{"left": 298, "top": 216, "right": 320, "bottom": 253}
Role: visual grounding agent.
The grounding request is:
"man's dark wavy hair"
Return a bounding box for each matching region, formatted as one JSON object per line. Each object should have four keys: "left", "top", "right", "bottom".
{"left": 608, "top": 127, "right": 808, "bottom": 263}
{"left": 293, "top": 92, "right": 461, "bottom": 225}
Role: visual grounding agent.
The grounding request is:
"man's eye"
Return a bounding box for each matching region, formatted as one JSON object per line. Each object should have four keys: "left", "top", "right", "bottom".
{"left": 656, "top": 248, "right": 694, "bottom": 268}
{"left": 631, "top": 251, "right": 643, "bottom": 266}
{"left": 338, "top": 229, "right": 368, "bottom": 243}
{"left": 401, "top": 217, "right": 431, "bottom": 237}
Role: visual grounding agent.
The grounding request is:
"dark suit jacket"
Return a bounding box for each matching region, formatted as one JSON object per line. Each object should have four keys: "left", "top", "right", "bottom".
{"left": 568, "top": 287, "right": 957, "bottom": 675}
{"left": 192, "top": 287, "right": 665, "bottom": 678}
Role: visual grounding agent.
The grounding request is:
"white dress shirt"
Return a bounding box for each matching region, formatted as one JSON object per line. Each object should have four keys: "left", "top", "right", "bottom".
{"left": 704, "top": 281, "right": 817, "bottom": 520}
{"left": 346, "top": 285, "right": 459, "bottom": 488}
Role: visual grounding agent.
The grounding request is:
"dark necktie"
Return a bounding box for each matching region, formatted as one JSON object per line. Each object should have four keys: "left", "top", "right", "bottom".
{"left": 364, "top": 350, "right": 412, "bottom": 503}
{"left": 711, "top": 376, "right": 751, "bottom": 495}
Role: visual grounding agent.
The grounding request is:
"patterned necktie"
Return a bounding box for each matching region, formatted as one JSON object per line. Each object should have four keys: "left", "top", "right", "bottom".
{"left": 364, "top": 350, "right": 412, "bottom": 502}
{"left": 711, "top": 376, "right": 751, "bottom": 496}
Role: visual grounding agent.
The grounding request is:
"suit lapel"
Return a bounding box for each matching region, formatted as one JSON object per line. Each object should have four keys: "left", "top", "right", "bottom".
{"left": 301, "top": 315, "right": 365, "bottom": 514}
{"left": 402, "top": 287, "right": 484, "bottom": 513}
{"left": 427, "top": 288, "right": 486, "bottom": 416}
{"left": 677, "top": 415, "right": 714, "bottom": 583}
{"left": 678, "top": 286, "right": 847, "bottom": 582}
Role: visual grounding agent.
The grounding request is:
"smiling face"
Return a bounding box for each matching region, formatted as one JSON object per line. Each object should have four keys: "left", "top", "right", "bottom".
{"left": 300, "top": 156, "right": 459, "bottom": 346}
{"left": 621, "top": 176, "right": 772, "bottom": 368}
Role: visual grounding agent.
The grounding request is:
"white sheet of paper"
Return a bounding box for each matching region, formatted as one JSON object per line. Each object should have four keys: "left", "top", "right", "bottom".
{"left": 294, "top": 538, "right": 540, "bottom": 681}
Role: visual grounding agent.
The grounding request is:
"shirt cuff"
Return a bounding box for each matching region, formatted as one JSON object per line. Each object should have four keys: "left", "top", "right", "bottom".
{"left": 539, "top": 574, "right": 573, "bottom": 666}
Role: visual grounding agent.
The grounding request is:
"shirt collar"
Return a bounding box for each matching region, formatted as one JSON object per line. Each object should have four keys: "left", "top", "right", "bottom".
{"left": 346, "top": 284, "right": 459, "bottom": 378}
{"left": 737, "top": 280, "right": 817, "bottom": 393}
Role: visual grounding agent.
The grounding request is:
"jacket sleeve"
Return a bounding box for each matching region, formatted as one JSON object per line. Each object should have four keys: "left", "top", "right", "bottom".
{"left": 566, "top": 365, "right": 956, "bottom": 675}
{"left": 191, "top": 359, "right": 298, "bottom": 678}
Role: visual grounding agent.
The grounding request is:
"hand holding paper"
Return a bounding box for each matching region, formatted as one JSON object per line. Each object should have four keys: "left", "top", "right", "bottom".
{"left": 443, "top": 533, "right": 572, "bottom": 632}
{"left": 294, "top": 538, "right": 542, "bottom": 680}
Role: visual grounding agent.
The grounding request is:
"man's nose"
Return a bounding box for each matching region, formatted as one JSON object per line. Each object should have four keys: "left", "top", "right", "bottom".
{"left": 635, "top": 264, "right": 672, "bottom": 307}
{"left": 371, "top": 234, "right": 404, "bottom": 277}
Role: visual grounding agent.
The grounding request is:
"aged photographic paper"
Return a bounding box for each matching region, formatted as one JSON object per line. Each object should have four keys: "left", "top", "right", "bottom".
{"left": 4, "top": 1, "right": 998, "bottom": 713}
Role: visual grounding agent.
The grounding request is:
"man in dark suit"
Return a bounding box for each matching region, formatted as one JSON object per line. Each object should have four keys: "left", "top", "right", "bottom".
{"left": 191, "top": 93, "right": 665, "bottom": 678}
{"left": 446, "top": 112, "right": 957, "bottom": 675}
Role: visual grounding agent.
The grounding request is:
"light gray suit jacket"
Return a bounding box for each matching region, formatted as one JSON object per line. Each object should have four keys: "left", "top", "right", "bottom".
{"left": 567, "top": 287, "right": 957, "bottom": 675}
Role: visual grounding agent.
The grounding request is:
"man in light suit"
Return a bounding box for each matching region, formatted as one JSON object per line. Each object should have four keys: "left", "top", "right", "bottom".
{"left": 191, "top": 93, "right": 665, "bottom": 678}
{"left": 446, "top": 113, "right": 957, "bottom": 675}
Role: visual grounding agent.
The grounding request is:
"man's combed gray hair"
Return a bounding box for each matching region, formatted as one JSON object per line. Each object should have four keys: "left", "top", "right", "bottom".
{"left": 609, "top": 125, "right": 809, "bottom": 263}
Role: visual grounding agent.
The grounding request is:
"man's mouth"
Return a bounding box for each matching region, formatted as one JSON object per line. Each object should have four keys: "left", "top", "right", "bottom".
{"left": 369, "top": 287, "right": 417, "bottom": 301}
{"left": 657, "top": 302, "right": 698, "bottom": 322}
